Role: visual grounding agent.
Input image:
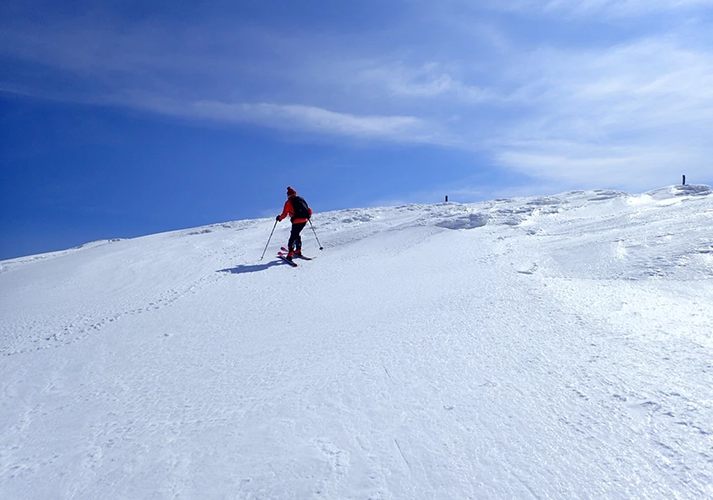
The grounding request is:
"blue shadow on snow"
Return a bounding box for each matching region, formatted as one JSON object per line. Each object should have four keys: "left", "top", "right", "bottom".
{"left": 217, "top": 261, "right": 284, "bottom": 274}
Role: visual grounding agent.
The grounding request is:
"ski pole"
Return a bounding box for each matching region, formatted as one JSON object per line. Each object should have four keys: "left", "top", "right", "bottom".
{"left": 261, "top": 219, "right": 278, "bottom": 260}
{"left": 308, "top": 219, "right": 324, "bottom": 250}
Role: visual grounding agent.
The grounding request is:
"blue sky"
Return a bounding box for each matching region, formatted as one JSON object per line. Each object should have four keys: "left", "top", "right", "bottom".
{"left": 2, "top": 0, "right": 713, "bottom": 259}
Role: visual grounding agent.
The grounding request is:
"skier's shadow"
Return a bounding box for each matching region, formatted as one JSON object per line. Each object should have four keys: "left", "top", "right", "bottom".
{"left": 217, "top": 261, "right": 282, "bottom": 275}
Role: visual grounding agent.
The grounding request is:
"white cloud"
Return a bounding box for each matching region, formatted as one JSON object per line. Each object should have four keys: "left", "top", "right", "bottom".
{"left": 109, "top": 96, "right": 443, "bottom": 144}
{"left": 3, "top": 0, "right": 713, "bottom": 192}
{"left": 488, "top": 36, "right": 713, "bottom": 188}
{"left": 528, "top": 39, "right": 713, "bottom": 131}
{"left": 191, "top": 101, "right": 434, "bottom": 140}
{"left": 359, "top": 63, "right": 499, "bottom": 104}
{"left": 488, "top": 0, "right": 713, "bottom": 16}
{"left": 497, "top": 146, "right": 685, "bottom": 188}
{"left": 496, "top": 142, "right": 711, "bottom": 193}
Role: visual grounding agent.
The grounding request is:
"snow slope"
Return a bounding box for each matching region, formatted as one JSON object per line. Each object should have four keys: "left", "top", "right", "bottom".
{"left": 1, "top": 185, "right": 712, "bottom": 500}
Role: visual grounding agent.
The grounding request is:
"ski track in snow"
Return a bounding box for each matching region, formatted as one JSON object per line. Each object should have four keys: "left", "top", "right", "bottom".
{"left": 1, "top": 185, "right": 713, "bottom": 499}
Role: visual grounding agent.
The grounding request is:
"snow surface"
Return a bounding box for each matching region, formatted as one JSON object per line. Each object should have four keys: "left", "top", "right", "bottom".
{"left": 1, "top": 185, "right": 713, "bottom": 499}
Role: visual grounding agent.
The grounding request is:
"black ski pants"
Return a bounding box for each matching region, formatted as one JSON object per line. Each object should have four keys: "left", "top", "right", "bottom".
{"left": 288, "top": 222, "right": 307, "bottom": 252}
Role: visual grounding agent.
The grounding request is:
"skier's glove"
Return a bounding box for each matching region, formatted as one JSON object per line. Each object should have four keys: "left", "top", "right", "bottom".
{"left": 276, "top": 215, "right": 281, "bottom": 221}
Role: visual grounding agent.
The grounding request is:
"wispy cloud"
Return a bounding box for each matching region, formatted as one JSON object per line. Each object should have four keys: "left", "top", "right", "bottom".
{"left": 497, "top": 144, "right": 704, "bottom": 189}
{"left": 357, "top": 62, "right": 501, "bottom": 105}
{"left": 109, "top": 90, "right": 445, "bottom": 143}
{"left": 488, "top": 0, "right": 713, "bottom": 16}
{"left": 2, "top": 0, "right": 713, "bottom": 192}
{"left": 191, "top": 101, "right": 437, "bottom": 142}
{"left": 490, "top": 36, "right": 713, "bottom": 187}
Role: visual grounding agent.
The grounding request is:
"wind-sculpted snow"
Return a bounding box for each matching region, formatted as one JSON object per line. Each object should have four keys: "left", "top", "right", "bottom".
{"left": 647, "top": 184, "right": 712, "bottom": 199}
{"left": 1, "top": 186, "right": 713, "bottom": 499}
{"left": 436, "top": 212, "right": 489, "bottom": 230}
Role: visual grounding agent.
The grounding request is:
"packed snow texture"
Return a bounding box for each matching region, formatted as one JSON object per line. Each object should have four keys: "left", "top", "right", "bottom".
{"left": 1, "top": 185, "right": 712, "bottom": 499}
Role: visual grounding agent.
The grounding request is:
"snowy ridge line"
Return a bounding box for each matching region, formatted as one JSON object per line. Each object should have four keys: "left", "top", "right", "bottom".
{"left": 0, "top": 221, "right": 256, "bottom": 271}
{"left": 2, "top": 185, "right": 710, "bottom": 266}
{"left": 0, "top": 239, "right": 124, "bottom": 273}
{"left": 172, "top": 219, "right": 260, "bottom": 238}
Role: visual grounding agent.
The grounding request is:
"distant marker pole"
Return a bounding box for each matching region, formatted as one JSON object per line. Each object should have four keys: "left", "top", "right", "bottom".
{"left": 309, "top": 220, "right": 324, "bottom": 250}
{"left": 261, "top": 219, "right": 278, "bottom": 260}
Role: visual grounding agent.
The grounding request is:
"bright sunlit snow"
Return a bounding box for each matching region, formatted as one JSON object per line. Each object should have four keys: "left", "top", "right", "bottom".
{"left": 1, "top": 185, "right": 713, "bottom": 499}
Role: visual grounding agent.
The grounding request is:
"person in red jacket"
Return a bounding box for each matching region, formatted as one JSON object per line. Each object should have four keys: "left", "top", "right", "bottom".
{"left": 276, "top": 186, "right": 312, "bottom": 261}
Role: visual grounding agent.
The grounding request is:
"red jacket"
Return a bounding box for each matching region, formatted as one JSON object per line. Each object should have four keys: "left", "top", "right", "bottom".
{"left": 278, "top": 195, "right": 312, "bottom": 224}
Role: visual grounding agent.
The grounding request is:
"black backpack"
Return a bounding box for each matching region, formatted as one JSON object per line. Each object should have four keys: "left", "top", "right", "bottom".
{"left": 291, "top": 196, "right": 311, "bottom": 221}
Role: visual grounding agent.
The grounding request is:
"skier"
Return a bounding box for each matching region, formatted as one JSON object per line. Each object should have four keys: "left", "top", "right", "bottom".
{"left": 276, "top": 186, "right": 312, "bottom": 261}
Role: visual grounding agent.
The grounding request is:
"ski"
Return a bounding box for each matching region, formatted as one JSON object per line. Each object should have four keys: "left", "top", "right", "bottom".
{"left": 277, "top": 252, "right": 298, "bottom": 267}
{"left": 281, "top": 247, "right": 313, "bottom": 260}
